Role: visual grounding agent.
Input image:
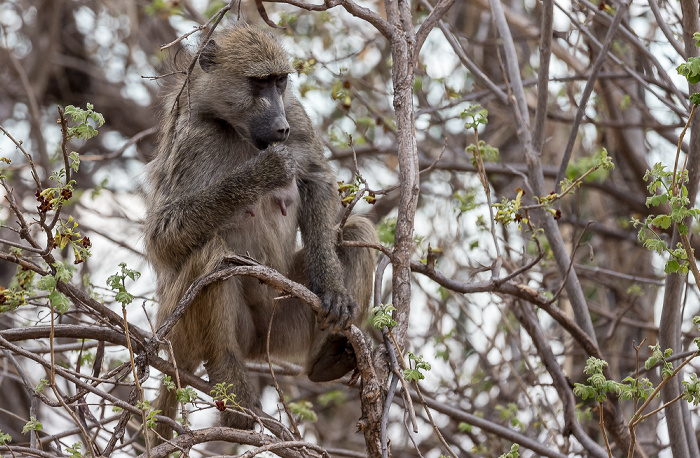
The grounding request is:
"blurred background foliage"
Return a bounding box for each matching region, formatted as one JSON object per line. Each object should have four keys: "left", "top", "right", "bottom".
{"left": 0, "top": 0, "right": 698, "bottom": 456}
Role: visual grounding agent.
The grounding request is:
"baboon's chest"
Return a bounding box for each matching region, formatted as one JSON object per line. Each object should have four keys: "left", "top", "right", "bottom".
{"left": 224, "top": 181, "right": 300, "bottom": 272}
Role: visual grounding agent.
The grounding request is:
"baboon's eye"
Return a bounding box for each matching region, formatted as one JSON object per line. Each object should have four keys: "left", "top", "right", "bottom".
{"left": 276, "top": 75, "right": 288, "bottom": 91}
{"left": 249, "top": 76, "right": 272, "bottom": 92}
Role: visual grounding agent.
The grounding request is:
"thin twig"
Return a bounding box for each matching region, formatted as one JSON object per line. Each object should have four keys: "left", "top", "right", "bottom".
{"left": 672, "top": 105, "right": 696, "bottom": 194}
{"left": 599, "top": 401, "right": 613, "bottom": 458}
{"left": 546, "top": 222, "right": 593, "bottom": 305}
{"left": 121, "top": 303, "right": 151, "bottom": 456}
{"left": 554, "top": 0, "right": 630, "bottom": 192}
{"left": 266, "top": 298, "right": 301, "bottom": 438}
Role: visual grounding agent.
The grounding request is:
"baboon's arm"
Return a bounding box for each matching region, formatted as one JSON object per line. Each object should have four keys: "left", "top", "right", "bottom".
{"left": 282, "top": 99, "right": 358, "bottom": 328}
{"left": 146, "top": 145, "right": 295, "bottom": 265}
{"left": 296, "top": 156, "right": 358, "bottom": 330}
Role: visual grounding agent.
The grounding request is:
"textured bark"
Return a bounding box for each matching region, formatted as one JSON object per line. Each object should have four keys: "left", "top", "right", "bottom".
{"left": 659, "top": 2, "right": 700, "bottom": 456}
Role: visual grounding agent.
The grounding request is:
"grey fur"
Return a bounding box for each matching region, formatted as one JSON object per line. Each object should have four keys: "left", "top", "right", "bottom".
{"left": 145, "top": 24, "right": 377, "bottom": 440}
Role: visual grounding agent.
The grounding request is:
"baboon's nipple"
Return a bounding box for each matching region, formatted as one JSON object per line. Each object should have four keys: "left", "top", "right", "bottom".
{"left": 277, "top": 198, "right": 288, "bottom": 217}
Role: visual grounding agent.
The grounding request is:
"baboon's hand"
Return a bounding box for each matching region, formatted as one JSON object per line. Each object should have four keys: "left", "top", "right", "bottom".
{"left": 317, "top": 286, "right": 358, "bottom": 331}
{"left": 256, "top": 144, "right": 296, "bottom": 188}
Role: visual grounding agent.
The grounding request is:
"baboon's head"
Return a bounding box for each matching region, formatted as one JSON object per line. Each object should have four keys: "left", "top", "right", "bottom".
{"left": 197, "top": 25, "right": 294, "bottom": 150}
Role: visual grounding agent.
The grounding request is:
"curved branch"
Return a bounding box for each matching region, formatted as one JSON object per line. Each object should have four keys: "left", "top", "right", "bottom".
{"left": 143, "top": 427, "right": 307, "bottom": 458}
{"left": 413, "top": 393, "right": 568, "bottom": 458}
{"left": 265, "top": 0, "right": 393, "bottom": 38}
{"left": 414, "top": 0, "right": 455, "bottom": 56}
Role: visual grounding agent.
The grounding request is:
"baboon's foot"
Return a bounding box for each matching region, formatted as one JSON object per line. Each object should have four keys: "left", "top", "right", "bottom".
{"left": 308, "top": 334, "right": 357, "bottom": 382}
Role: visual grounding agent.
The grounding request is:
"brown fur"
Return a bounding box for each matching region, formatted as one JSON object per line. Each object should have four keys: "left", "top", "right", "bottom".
{"left": 144, "top": 24, "right": 377, "bottom": 441}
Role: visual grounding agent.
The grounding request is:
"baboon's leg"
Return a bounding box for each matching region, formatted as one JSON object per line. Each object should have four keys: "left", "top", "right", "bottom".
{"left": 307, "top": 215, "right": 377, "bottom": 382}
{"left": 151, "top": 342, "right": 199, "bottom": 443}
{"left": 202, "top": 278, "right": 261, "bottom": 430}
{"left": 205, "top": 352, "right": 261, "bottom": 429}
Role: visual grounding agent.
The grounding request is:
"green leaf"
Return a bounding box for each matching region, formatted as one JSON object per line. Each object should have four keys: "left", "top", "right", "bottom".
{"left": 643, "top": 238, "right": 667, "bottom": 254}
{"left": 176, "top": 387, "right": 197, "bottom": 403}
{"left": 36, "top": 275, "right": 57, "bottom": 291}
{"left": 377, "top": 217, "right": 396, "bottom": 246}
{"left": 665, "top": 259, "right": 681, "bottom": 274}
{"left": 115, "top": 291, "right": 134, "bottom": 306}
{"left": 403, "top": 368, "right": 425, "bottom": 382}
{"left": 289, "top": 401, "right": 317, "bottom": 422}
{"left": 69, "top": 152, "right": 80, "bottom": 172}
{"left": 66, "top": 442, "right": 82, "bottom": 458}
{"left": 650, "top": 214, "right": 672, "bottom": 229}
{"left": 318, "top": 390, "right": 347, "bottom": 407}
{"left": 35, "top": 378, "right": 49, "bottom": 394}
{"left": 48, "top": 290, "right": 70, "bottom": 313}
{"left": 21, "top": 417, "right": 42, "bottom": 434}
{"left": 370, "top": 303, "right": 397, "bottom": 329}
{"left": 458, "top": 422, "right": 472, "bottom": 433}
{"left": 646, "top": 193, "right": 668, "bottom": 207}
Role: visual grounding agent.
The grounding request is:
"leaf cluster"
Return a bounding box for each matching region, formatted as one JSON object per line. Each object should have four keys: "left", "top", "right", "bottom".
{"left": 494, "top": 188, "right": 526, "bottom": 228}
{"left": 645, "top": 344, "right": 675, "bottom": 379}
{"left": 495, "top": 403, "right": 522, "bottom": 429}
{"left": 676, "top": 34, "right": 700, "bottom": 104}
{"left": 498, "top": 443, "right": 520, "bottom": 458}
{"left": 66, "top": 442, "right": 83, "bottom": 458}
{"left": 176, "top": 386, "right": 197, "bottom": 404}
{"left": 331, "top": 79, "right": 352, "bottom": 109}
{"left": 289, "top": 401, "right": 318, "bottom": 422}
{"left": 403, "top": 351, "right": 431, "bottom": 382}
{"left": 21, "top": 417, "right": 42, "bottom": 435}
{"left": 64, "top": 104, "right": 105, "bottom": 141}
{"left": 136, "top": 400, "right": 161, "bottom": 428}
{"left": 565, "top": 148, "right": 614, "bottom": 183}
{"left": 36, "top": 262, "right": 73, "bottom": 314}
{"left": 632, "top": 163, "right": 700, "bottom": 274}
{"left": 210, "top": 382, "right": 243, "bottom": 410}
{"left": 377, "top": 216, "right": 397, "bottom": 246}
{"left": 106, "top": 263, "right": 141, "bottom": 307}
{"left": 453, "top": 187, "right": 479, "bottom": 218}
{"left": 466, "top": 140, "right": 499, "bottom": 165}
{"left": 573, "top": 357, "right": 623, "bottom": 402}
{"left": 54, "top": 215, "right": 92, "bottom": 265}
{"left": 460, "top": 104, "right": 488, "bottom": 130}
{"left": 370, "top": 303, "right": 397, "bottom": 329}
{"left": 337, "top": 175, "right": 376, "bottom": 206}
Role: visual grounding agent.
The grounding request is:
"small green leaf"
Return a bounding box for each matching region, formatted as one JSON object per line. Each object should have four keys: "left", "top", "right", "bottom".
{"left": 21, "top": 417, "right": 42, "bottom": 434}
{"left": 665, "top": 259, "right": 681, "bottom": 274}
{"left": 176, "top": 387, "right": 197, "bottom": 404}
{"left": 289, "top": 401, "right": 317, "bottom": 422}
{"left": 48, "top": 290, "right": 70, "bottom": 313}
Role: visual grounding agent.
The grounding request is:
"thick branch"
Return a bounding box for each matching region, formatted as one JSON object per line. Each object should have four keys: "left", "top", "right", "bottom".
{"left": 142, "top": 427, "right": 306, "bottom": 458}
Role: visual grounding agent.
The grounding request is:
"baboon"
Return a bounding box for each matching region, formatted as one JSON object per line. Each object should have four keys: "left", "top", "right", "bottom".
{"left": 144, "top": 24, "right": 377, "bottom": 440}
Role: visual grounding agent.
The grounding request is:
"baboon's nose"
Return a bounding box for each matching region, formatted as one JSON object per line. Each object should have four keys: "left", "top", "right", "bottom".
{"left": 274, "top": 118, "right": 290, "bottom": 142}
{"left": 278, "top": 126, "right": 290, "bottom": 141}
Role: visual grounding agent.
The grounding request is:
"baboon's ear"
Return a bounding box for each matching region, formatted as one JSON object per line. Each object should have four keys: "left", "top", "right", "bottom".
{"left": 199, "top": 40, "right": 219, "bottom": 72}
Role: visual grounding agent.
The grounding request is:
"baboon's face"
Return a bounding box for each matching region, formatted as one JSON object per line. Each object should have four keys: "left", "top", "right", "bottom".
{"left": 198, "top": 36, "right": 292, "bottom": 151}
{"left": 246, "top": 74, "right": 290, "bottom": 150}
